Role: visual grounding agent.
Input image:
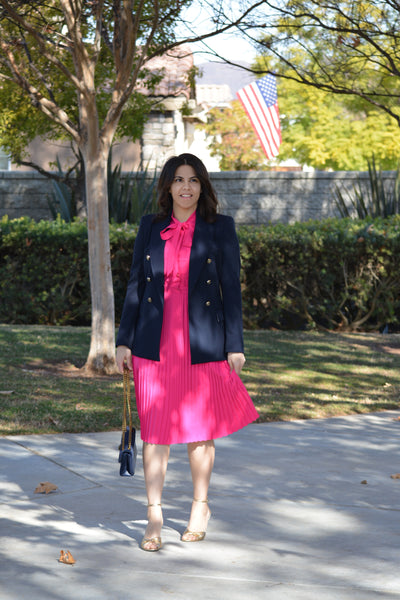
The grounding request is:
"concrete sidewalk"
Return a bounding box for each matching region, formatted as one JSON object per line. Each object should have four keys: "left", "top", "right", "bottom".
{"left": 1, "top": 411, "right": 400, "bottom": 599}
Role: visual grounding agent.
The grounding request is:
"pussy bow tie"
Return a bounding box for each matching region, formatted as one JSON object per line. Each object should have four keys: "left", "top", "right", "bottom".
{"left": 160, "top": 219, "right": 192, "bottom": 244}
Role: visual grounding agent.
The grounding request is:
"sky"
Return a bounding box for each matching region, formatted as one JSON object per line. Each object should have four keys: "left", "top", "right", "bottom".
{"left": 179, "top": 2, "right": 258, "bottom": 65}
{"left": 190, "top": 33, "right": 257, "bottom": 65}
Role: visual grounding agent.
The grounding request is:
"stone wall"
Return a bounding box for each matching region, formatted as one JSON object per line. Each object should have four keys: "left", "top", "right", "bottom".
{"left": 0, "top": 169, "right": 396, "bottom": 224}
{"left": 0, "top": 171, "right": 54, "bottom": 221}
{"left": 212, "top": 170, "right": 396, "bottom": 224}
{"left": 141, "top": 111, "right": 178, "bottom": 170}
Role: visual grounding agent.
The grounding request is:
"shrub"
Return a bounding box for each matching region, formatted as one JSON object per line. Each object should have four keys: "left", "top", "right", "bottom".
{"left": 1, "top": 215, "right": 400, "bottom": 331}
{"left": 107, "top": 154, "right": 158, "bottom": 224}
{"left": 0, "top": 216, "right": 138, "bottom": 325}
{"left": 334, "top": 157, "right": 400, "bottom": 219}
{"left": 0, "top": 216, "right": 90, "bottom": 325}
{"left": 238, "top": 216, "right": 400, "bottom": 331}
{"left": 47, "top": 151, "right": 158, "bottom": 224}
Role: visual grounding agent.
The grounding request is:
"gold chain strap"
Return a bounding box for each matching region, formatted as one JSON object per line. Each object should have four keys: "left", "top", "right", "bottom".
{"left": 122, "top": 366, "right": 132, "bottom": 450}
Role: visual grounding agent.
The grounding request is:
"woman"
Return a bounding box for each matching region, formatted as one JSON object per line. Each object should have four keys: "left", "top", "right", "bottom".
{"left": 116, "top": 153, "right": 258, "bottom": 552}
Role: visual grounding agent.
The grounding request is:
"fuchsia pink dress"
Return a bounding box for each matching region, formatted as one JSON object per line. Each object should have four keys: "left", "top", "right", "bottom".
{"left": 132, "top": 211, "right": 258, "bottom": 445}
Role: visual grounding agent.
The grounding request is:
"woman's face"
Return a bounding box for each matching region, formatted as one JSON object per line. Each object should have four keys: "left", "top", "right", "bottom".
{"left": 169, "top": 164, "right": 201, "bottom": 220}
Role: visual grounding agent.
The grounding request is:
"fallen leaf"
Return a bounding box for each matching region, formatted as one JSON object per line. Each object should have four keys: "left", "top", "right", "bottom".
{"left": 58, "top": 550, "right": 76, "bottom": 565}
{"left": 34, "top": 481, "right": 58, "bottom": 494}
{"left": 390, "top": 473, "right": 400, "bottom": 479}
{"left": 361, "top": 480, "right": 368, "bottom": 484}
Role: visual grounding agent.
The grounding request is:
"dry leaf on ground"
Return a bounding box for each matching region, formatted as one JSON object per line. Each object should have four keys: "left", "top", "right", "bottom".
{"left": 390, "top": 473, "right": 400, "bottom": 479}
{"left": 58, "top": 550, "right": 76, "bottom": 565}
{"left": 34, "top": 481, "right": 58, "bottom": 494}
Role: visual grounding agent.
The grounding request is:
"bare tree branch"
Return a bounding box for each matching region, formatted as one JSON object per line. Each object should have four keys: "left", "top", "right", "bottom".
{"left": 0, "top": 0, "right": 87, "bottom": 93}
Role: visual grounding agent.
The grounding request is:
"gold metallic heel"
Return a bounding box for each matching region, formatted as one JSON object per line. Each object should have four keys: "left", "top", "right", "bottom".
{"left": 141, "top": 503, "right": 163, "bottom": 552}
{"left": 181, "top": 498, "right": 211, "bottom": 542}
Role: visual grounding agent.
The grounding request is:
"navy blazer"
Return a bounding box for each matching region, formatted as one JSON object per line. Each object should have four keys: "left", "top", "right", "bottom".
{"left": 116, "top": 211, "right": 244, "bottom": 364}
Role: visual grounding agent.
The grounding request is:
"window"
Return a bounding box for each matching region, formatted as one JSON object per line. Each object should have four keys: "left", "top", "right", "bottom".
{"left": 0, "top": 147, "right": 10, "bottom": 170}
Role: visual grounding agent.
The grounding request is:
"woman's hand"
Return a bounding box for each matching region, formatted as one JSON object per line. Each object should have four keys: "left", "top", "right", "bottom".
{"left": 227, "top": 352, "right": 246, "bottom": 375}
{"left": 116, "top": 345, "right": 132, "bottom": 374}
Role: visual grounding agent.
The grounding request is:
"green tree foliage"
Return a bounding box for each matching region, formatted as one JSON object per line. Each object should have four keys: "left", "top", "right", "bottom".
{"left": 254, "top": 1, "right": 400, "bottom": 126}
{"left": 198, "top": 100, "right": 268, "bottom": 170}
{"left": 277, "top": 75, "right": 400, "bottom": 170}
{"left": 195, "top": 1, "right": 400, "bottom": 170}
{"left": 198, "top": 76, "right": 400, "bottom": 171}
{"left": 0, "top": 3, "right": 165, "bottom": 171}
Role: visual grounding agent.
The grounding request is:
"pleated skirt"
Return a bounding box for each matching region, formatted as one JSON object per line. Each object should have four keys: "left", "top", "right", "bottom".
{"left": 132, "top": 280, "right": 259, "bottom": 445}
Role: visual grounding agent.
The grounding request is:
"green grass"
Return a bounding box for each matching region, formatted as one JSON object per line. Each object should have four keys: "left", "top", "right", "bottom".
{"left": 1, "top": 324, "right": 400, "bottom": 435}
{"left": 243, "top": 329, "right": 400, "bottom": 421}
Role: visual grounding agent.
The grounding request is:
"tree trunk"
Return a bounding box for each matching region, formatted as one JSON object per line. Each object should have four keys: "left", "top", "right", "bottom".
{"left": 83, "top": 140, "right": 117, "bottom": 374}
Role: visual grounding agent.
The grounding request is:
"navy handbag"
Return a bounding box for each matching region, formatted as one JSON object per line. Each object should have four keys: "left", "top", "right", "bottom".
{"left": 118, "top": 366, "right": 137, "bottom": 476}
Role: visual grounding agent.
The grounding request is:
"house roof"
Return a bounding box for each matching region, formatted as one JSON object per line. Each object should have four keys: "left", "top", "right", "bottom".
{"left": 138, "top": 46, "right": 194, "bottom": 100}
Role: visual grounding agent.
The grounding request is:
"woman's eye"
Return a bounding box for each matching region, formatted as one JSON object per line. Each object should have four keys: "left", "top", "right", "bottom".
{"left": 173, "top": 177, "right": 198, "bottom": 183}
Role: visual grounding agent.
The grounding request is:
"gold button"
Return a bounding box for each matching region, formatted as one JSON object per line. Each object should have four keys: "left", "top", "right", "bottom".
{"left": 206, "top": 279, "right": 211, "bottom": 285}
{"left": 147, "top": 276, "right": 151, "bottom": 282}
{"left": 207, "top": 258, "right": 212, "bottom": 264}
{"left": 205, "top": 301, "right": 211, "bottom": 307}
{"left": 146, "top": 254, "right": 150, "bottom": 261}
{"left": 147, "top": 297, "right": 152, "bottom": 303}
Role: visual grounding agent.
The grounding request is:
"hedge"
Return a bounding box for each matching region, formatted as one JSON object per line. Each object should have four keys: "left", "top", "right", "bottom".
{"left": 0, "top": 216, "right": 137, "bottom": 326}
{"left": 1, "top": 215, "right": 400, "bottom": 331}
{"left": 238, "top": 217, "right": 400, "bottom": 331}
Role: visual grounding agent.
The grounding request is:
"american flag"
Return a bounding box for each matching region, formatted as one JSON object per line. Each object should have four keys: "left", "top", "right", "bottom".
{"left": 236, "top": 74, "right": 281, "bottom": 160}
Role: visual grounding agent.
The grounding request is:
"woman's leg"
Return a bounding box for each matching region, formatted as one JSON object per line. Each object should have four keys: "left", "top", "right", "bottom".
{"left": 183, "top": 440, "right": 215, "bottom": 540}
{"left": 142, "top": 442, "right": 170, "bottom": 550}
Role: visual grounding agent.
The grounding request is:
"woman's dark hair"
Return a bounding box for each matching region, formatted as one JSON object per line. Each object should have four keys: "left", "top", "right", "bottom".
{"left": 156, "top": 153, "right": 218, "bottom": 222}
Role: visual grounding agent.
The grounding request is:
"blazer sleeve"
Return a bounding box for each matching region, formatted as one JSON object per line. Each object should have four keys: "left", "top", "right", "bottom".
{"left": 116, "top": 215, "right": 151, "bottom": 349}
{"left": 217, "top": 216, "right": 244, "bottom": 354}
